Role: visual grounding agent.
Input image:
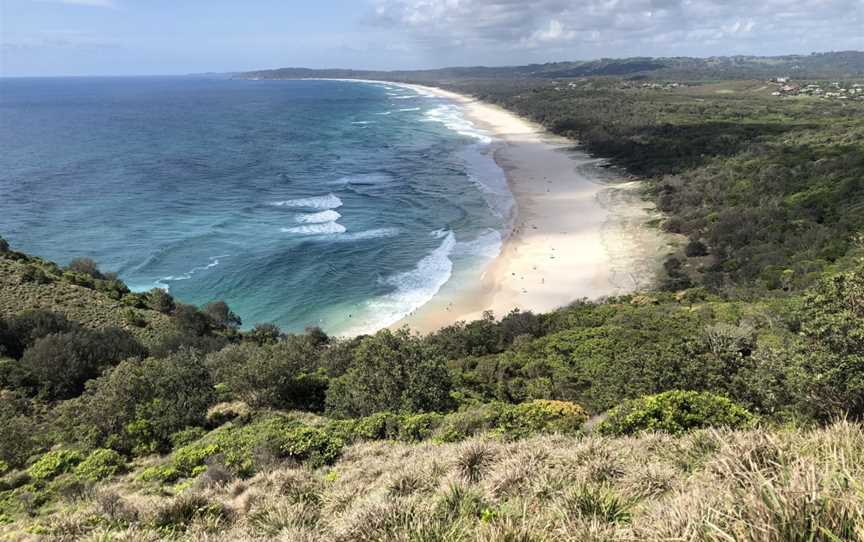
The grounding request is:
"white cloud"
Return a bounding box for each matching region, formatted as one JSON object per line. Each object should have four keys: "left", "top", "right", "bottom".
{"left": 371, "top": 0, "right": 864, "bottom": 58}
{"left": 530, "top": 19, "right": 577, "bottom": 45}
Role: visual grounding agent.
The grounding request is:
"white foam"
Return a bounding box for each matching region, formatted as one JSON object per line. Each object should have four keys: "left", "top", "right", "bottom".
{"left": 152, "top": 255, "right": 227, "bottom": 292}
{"left": 460, "top": 151, "right": 516, "bottom": 220}
{"left": 397, "top": 107, "right": 420, "bottom": 112}
{"left": 335, "top": 173, "right": 395, "bottom": 186}
{"left": 339, "top": 228, "right": 401, "bottom": 241}
{"left": 454, "top": 229, "right": 503, "bottom": 259}
{"left": 270, "top": 193, "right": 343, "bottom": 210}
{"left": 345, "top": 231, "right": 456, "bottom": 335}
{"left": 375, "top": 111, "right": 392, "bottom": 116}
{"left": 281, "top": 222, "right": 347, "bottom": 235}
{"left": 351, "top": 121, "right": 374, "bottom": 125}
{"left": 423, "top": 105, "right": 493, "bottom": 144}
{"left": 294, "top": 210, "right": 342, "bottom": 224}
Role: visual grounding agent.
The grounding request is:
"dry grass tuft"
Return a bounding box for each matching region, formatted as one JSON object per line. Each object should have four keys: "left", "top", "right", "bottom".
{"left": 454, "top": 439, "right": 498, "bottom": 483}
{"left": 7, "top": 422, "right": 864, "bottom": 541}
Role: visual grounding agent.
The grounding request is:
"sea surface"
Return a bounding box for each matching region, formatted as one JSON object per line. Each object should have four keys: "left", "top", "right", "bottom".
{"left": 0, "top": 77, "right": 512, "bottom": 334}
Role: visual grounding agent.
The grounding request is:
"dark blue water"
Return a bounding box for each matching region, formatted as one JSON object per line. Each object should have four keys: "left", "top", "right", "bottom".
{"left": 0, "top": 77, "right": 511, "bottom": 334}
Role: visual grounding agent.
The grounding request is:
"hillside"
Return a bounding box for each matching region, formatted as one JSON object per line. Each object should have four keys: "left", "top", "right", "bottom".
{"left": 0, "top": 251, "right": 173, "bottom": 347}
{"left": 7, "top": 421, "right": 864, "bottom": 540}
{"left": 239, "top": 51, "right": 864, "bottom": 82}
{"left": 2, "top": 70, "right": 864, "bottom": 540}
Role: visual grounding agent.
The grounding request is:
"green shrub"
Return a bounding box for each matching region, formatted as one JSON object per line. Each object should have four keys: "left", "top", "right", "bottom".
{"left": 205, "top": 340, "right": 328, "bottom": 411}
{"left": 145, "top": 417, "right": 346, "bottom": 483}
{"left": 22, "top": 327, "right": 146, "bottom": 400}
{"left": 73, "top": 449, "right": 126, "bottom": 482}
{"left": 57, "top": 350, "right": 215, "bottom": 454}
{"left": 66, "top": 258, "right": 104, "bottom": 279}
{"left": 170, "top": 427, "right": 207, "bottom": 448}
{"left": 501, "top": 400, "right": 589, "bottom": 438}
{"left": 0, "top": 392, "right": 39, "bottom": 469}
{"left": 598, "top": 390, "right": 754, "bottom": 436}
{"left": 433, "top": 403, "right": 506, "bottom": 442}
{"left": 325, "top": 329, "right": 453, "bottom": 418}
{"left": 398, "top": 413, "right": 444, "bottom": 442}
{"left": 139, "top": 464, "right": 181, "bottom": 483}
{"left": 27, "top": 450, "right": 84, "bottom": 481}
{"left": 344, "top": 411, "right": 402, "bottom": 441}
{"left": 685, "top": 239, "right": 709, "bottom": 257}
{"left": 202, "top": 301, "right": 242, "bottom": 329}
{"left": 146, "top": 288, "right": 175, "bottom": 314}
{"left": 281, "top": 426, "right": 344, "bottom": 468}
{"left": 120, "top": 308, "right": 146, "bottom": 328}
{"left": 173, "top": 444, "right": 220, "bottom": 476}
{"left": 3, "top": 310, "right": 77, "bottom": 359}
{"left": 20, "top": 265, "right": 50, "bottom": 284}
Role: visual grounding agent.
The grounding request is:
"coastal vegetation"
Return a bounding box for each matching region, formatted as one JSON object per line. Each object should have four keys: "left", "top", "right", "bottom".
{"left": 3, "top": 64, "right": 864, "bottom": 539}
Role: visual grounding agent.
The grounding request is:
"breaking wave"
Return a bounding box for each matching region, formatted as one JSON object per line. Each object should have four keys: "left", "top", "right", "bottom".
{"left": 270, "top": 193, "right": 343, "bottom": 210}
{"left": 281, "top": 222, "right": 347, "bottom": 235}
{"left": 294, "top": 210, "right": 342, "bottom": 224}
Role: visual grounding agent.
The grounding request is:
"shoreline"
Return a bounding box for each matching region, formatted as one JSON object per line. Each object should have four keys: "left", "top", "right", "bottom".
{"left": 386, "top": 82, "right": 676, "bottom": 333}
{"left": 301, "top": 78, "right": 676, "bottom": 334}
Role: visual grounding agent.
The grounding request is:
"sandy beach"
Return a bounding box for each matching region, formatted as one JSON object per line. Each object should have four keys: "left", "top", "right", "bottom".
{"left": 390, "top": 83, "right": 677, "bottom": 333}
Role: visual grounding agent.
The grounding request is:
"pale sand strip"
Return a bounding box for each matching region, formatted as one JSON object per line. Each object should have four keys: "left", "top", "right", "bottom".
{"left": 388, "top": 83, "right": 678, "bottom": 333}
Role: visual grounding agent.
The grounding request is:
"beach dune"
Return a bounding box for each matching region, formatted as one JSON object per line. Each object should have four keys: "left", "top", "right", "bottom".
{"left": 394, "top": 84, "right": 675, "bottom": 333}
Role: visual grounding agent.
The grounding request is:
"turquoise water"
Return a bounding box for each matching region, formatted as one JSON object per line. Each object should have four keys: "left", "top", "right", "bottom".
{"left": 0, "top": 77, "right": 512, "bottom": 334}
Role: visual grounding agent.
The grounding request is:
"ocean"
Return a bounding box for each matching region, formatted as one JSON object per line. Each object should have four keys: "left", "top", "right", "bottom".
{"left": 0, "top": 77, "right": 513, "bottom": 335}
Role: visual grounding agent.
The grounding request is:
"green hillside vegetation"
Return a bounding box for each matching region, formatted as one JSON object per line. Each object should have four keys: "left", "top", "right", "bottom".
{"left": 240, "top": 51, "right": 864, "bottom": 82}
{"left": 2, "top": 74, "right": 864, "bottom": 540}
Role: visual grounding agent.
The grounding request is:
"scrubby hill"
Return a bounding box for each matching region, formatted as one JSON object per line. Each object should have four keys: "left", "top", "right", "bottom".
{"left": 0, "top": 251, "right": 173, "bottom": 346}
{"left": 239, "top": 51, "right": 864, "bottom": 82}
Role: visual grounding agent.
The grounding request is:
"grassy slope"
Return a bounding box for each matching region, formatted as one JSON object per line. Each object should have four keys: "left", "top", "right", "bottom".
{"left": 0, "top": 254, "right": 173, "bottom": 346}
{"left": 13, "top": 421, "right": 864, "bottom": 541}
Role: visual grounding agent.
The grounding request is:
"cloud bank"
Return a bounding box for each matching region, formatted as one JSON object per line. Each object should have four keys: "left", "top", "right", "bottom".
{"left": 372, "top": 0, "right": 864, "bottom": 59}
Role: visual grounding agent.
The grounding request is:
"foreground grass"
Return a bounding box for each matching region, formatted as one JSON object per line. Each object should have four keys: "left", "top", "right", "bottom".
{"left": 6, "top": 421, "right": 864, "bottom": 541}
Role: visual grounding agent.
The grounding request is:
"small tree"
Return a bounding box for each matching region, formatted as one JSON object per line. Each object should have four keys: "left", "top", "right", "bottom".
{"left": 246, "top": 323, "right": 283, "bottom": 346}
{"left": 22, "top": 327, "right": 146, "bottom": 400}
{"left": 173, "top": 304, "right": 212, "bottom": 337}
{"left": 685, "top": 239, "right": 709, "bottom": 257}
{"left": 147, "top": 288, "right": 176, "bottom": 314}
{"left": 325, "top": 329, "right": 453, "bottom": 418}
{"left": 3, "top": 310, "right": 77, "bottom": 359}
{"left": 66, "top": 257, "right": 104, "bottom": 279}
{"left": 206, "top": 336, "right": 327, "bottom": 411}
{"left": 202, "top": 301, "right": 242, "bottom": 328}
{"left": 59, "top": 349, "right": 215, "bottom": 454}
{"left": 0, "top": 236, "right": 10, "bottom": 253}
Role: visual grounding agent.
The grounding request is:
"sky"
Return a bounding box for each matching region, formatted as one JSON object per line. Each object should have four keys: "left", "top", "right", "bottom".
{"left": 1, "top": 0, "right": 863, "bottom": 76}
